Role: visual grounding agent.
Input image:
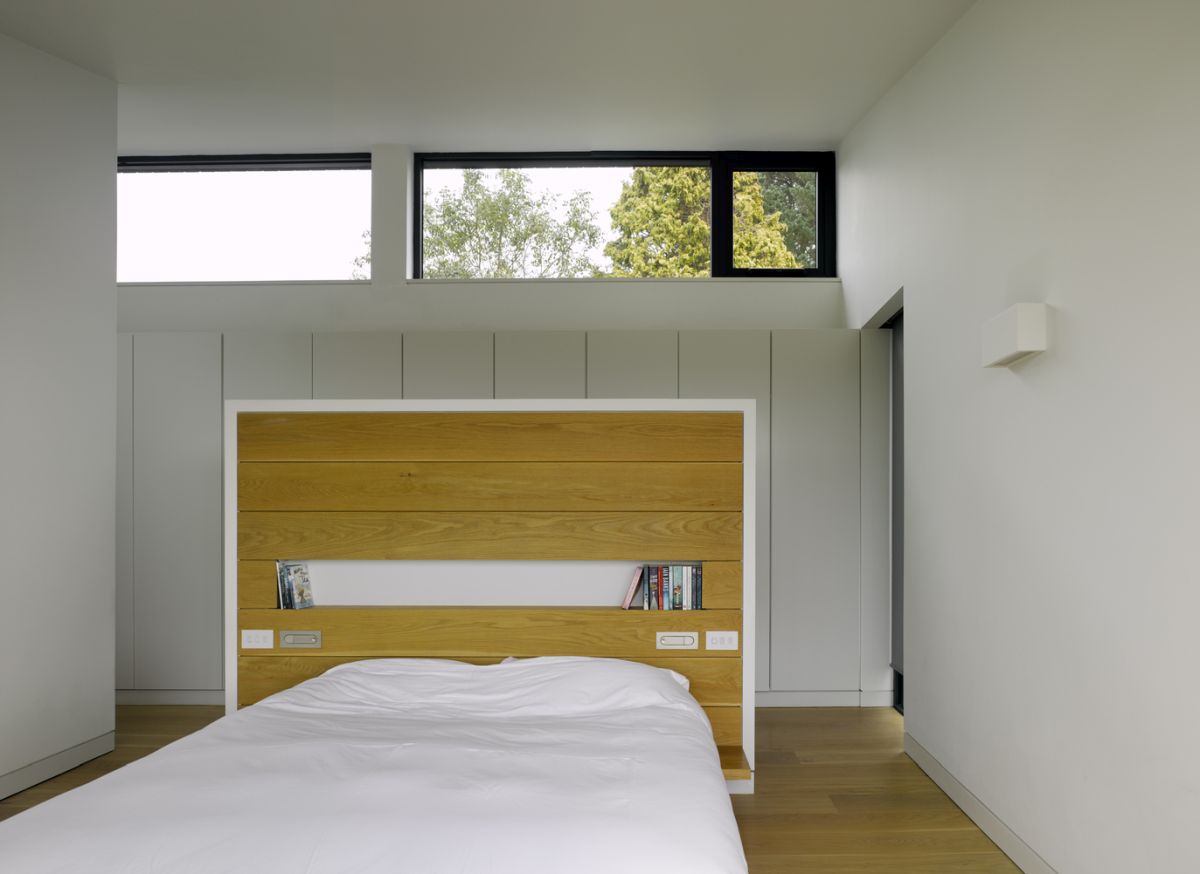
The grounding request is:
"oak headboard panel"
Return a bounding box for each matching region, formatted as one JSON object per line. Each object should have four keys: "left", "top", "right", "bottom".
{"left": 224, "top": 401, "right": 755, "bottom": 782}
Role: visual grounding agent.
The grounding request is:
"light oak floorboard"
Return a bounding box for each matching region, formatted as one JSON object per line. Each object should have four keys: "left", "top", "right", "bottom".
{"left": 0, "top": 706, "right": 223, "bottom": 821}
{"left": 735, "top": 708, "right": 1019, "bottom": 872}
{"left": 0, "top": 706, "right": 1019, "bottom": 872}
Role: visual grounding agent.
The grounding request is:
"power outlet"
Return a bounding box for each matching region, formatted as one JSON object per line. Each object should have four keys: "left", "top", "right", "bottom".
{"left": 705, "top": 631, "right": 739, "bottom": 651}
{"left": 241, "top": 629, "right": 273, "bottom": 649}
{"left": 655, "top": 631, "right": 699, "bottom": 650}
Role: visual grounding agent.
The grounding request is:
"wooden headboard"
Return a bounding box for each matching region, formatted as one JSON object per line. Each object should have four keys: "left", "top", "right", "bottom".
{"left": 224, "top": 401, "right": 755, "bottom": 783}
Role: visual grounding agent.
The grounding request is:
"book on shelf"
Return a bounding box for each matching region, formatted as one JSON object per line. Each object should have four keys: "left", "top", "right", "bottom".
{"left": 276, "top": 560, "right": 314, "bottom": 609}
{"left": 624, "top": 561, "right": 704, "bottom": 610}
{"left": 620, "top": 566, "right": 644, "bottom": 610}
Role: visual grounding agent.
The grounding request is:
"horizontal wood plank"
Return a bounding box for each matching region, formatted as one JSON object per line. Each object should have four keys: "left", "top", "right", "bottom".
{"left": 238, "top": 412, "right": 743, "bottom": 462}
{"left": 238, "top": 511, "right": 742, "bottom": 561}
{"left": 237, "top": 655, "right": 741, "bottom": 707}
{"left": 700, "top": 561, "right": 741, "bottom": 609}
{"left": 238, "top": 607, "right": 741, "bottom": 658}
{"left": 239, "top": 461, "right": 742, "bottom": 512}
{"left": 719, "top": 745, "right": 752, "bottom": 780}
{"left": 238, "top": 561, "right": 279, "bottom": 609}
{"left": 707, "top": 706, "right": 741, "bottom": 746}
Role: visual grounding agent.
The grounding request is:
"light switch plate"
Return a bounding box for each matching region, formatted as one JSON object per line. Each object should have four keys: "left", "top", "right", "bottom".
{"left": 280, "top": 630, "right": 322, "bottom": 649}
{"left": 241, "top": 629, "right": 273, "bottom": 649}
{"left": 705, "top": 631, "right": 739, "bottom": 651}
{"left": 656, "top": 631, "right": 699, "bottom": 650}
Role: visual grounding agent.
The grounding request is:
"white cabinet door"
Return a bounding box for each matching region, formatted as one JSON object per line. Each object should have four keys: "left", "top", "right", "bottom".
{"left": 495, "top": 332, "right": 585, "bottom": 399}
{"left": 587, "top": 331, "right": 678, "bottom": 398}
{"left": 132, "top": 333, "right": 223, "bottom": 690}
{"left": 859, "top": 329, "right": 894, "bottom": 698}
{"left": 116, "top": 333, "right": 134, "bottom": 689}
{"left": 680, "top": 330, "right": 771, "bottom": 691}
{"left": 313, "top": 332, "right": 404, "bottom": 399}
{"left": 771, "top": 330, "right": 861, "bottom": 692}
{"left": 403, "top": 332, "right": 494, "bottom": 398}
{"left": 223, "top": 333, "right": 313, "bottom": 399}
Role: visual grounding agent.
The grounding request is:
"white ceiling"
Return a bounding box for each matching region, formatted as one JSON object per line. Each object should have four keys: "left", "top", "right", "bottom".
{"left": 0, "top": 0, "right": 973, "bottom": 154}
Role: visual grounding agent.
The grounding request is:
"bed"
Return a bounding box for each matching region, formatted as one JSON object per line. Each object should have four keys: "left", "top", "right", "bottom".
{"left": 0, "top": 656, "right": 747, "bottom": 873}
{"left": 1, "top": 402, "right": 756, "bottom": 871}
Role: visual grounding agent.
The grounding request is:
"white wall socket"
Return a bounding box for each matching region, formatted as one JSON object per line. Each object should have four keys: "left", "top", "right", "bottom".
{"left": 655, "top": 631, "right": 699, "bottom": 650}
{"left": 705, "top": 631, "right": 739, "bottom": 651}
{"left": 241, "top": 629, "right": 273, "bottom": 649}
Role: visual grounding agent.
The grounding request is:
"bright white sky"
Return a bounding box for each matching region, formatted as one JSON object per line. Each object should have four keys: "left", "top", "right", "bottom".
{"left": 425, "top": 166, "right": 633, "bottom": 272}
{"left": 117, "top": 166, "right": 637, "bottom": 282}
{"left": 118, "top": 170, "right": 373, "bottom": 282}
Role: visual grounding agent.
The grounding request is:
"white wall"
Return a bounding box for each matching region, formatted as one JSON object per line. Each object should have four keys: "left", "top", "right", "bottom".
{"left": 0, "top": 34, "right": 116, "bottom": 796}
{"left": 838, "top": 1, "right": 1200, "bottom": 871}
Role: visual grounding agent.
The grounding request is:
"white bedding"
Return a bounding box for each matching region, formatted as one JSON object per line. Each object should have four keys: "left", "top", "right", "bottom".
{"left": 0, "top": 657, "right": 747, "bottom": 873}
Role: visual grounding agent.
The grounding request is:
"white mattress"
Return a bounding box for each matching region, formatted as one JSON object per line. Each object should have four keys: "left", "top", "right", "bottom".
{"left": 0, "top": 657, "right": 747, "bottom": 873}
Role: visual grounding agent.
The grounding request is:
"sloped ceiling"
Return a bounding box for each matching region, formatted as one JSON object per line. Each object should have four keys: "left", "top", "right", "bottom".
{"left": 0, "top": 0, "right": 973, "bottom": 153}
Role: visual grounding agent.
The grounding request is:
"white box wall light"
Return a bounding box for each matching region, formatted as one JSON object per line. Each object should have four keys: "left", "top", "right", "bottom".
{"left": 982, "top": 303, "right": 1048, "bottom": 367}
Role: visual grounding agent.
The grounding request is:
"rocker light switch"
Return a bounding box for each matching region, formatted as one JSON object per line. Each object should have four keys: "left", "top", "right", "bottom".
{"left": 241, "top": 629, "right": 273, "bottom": 649}
{"left": 705, "top": 631, "right": 739, "bottom": 651}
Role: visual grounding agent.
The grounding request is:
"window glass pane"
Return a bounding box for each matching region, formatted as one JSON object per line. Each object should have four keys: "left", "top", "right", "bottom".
{"left": 118, "top": 169, "right": 371, "bottom": 282}
{"left": 421, "top": 166, "right": 711, "bottom": 278}
{"left": 732, "top": 170, "right": 817, "bottom": 270}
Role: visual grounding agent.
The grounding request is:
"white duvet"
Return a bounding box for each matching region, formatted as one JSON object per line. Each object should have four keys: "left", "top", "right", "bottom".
{"left": 0, "top": 657, "right": 747, "bottom": 873}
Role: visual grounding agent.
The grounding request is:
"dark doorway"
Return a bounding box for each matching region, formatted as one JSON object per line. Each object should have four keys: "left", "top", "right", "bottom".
{"left": 884, "top": 311, "right": 904, "bottom": 713}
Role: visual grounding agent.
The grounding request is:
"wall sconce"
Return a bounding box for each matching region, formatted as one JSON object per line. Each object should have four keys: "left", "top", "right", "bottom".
{"left": 982, "top": 303, "right": 1048, "bottom": 367}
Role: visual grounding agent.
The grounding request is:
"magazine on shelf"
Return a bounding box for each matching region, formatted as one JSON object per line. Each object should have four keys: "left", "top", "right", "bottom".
{"left": 276, "top": 560, "right": 315, "bottom": 609}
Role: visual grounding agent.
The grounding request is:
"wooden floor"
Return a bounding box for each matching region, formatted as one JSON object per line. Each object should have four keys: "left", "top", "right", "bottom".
{"left": 1, "top": 706, "right": 1017, "bottom": 871}
{"left": 734, "top": 709, "right": 1018, "bottom": 872}
{"left": 0, "top": 705, "right": 224, "bottom": 822}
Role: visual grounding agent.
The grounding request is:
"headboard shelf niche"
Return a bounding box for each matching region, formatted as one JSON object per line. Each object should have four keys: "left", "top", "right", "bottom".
{"left": 225, "top": 400, "right": 755, "bottom": 788}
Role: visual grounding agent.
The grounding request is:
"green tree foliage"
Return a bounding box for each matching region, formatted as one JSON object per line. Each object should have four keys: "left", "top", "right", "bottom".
{"left": 605, "top": 167, "right": 712, "bottom": 277}
{"left": 733, "top": 173, "right": 798, "bottom": 269}
{"left": 756, "top": 171, "right": 816, "bottom": 268}
{"left": 605, "top": 167, "right": 797, "bottom": 276}
{"left": 422, "top": 168, "right": 601, "bottom": 279}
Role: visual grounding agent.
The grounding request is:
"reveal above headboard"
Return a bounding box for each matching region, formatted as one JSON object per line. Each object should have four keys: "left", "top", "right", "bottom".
{"left": 224, "top": 400, "right": 756, "bottom": 785}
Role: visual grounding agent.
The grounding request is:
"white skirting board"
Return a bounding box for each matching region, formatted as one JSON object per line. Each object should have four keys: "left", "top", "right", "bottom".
{"left": 756, "top": 690, "right": 893, "bottom": 707}
{"left": 0, "top": 732, "right": 114, "bottom": 801}
{"left": 117, "top": 690, "right": 225, "bottom": 705}
{"left": 726, "top": 778, "right": 754, "bottom": 795}
{"left": 904, "top": 733, "right": 1057, "bottom": 874}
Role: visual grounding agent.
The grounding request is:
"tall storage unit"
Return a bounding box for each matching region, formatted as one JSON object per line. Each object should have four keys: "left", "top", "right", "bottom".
{"left": 131, "top": 333, "right": 223, "bottom": 692}
{"left": 587, "top": 331, "right": 678, "bottom": 398}
{"left": 403, "top": 332, "right": 494, "bottom": 398}
{"left": 680, "top": 331, "right": 773, "bottom": 691}
{"left": 770, "top": 330, "right": 862, "bottom": 695}
{"left": 223, "top": 333, "right": 313, "bottom": 400}
{"left": 313, "top": 332, "right": 404, "bottom": 399}
{"left": 495, "top": 332, "right": 586, "bottom": 399}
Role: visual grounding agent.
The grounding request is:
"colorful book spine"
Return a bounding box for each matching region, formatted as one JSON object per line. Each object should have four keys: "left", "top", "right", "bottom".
{"left": 660, "top": 565, "right": 670, "bottom": 611}
{"left": 621, "top": 565, "right": 644, "bottom": 610}
{"left": 649, "top": 565, "right": 660, "bottom": 610}
{"left": 694, "top": 562, "right": 702, "bottom": 609}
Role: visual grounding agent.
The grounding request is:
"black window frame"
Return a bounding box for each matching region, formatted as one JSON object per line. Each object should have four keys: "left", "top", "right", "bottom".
{"left": 117, "top": 153, "right": 372, "bottom": 172}
{"left": 414, "top": 151, "right": 835, "bottom": 279}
